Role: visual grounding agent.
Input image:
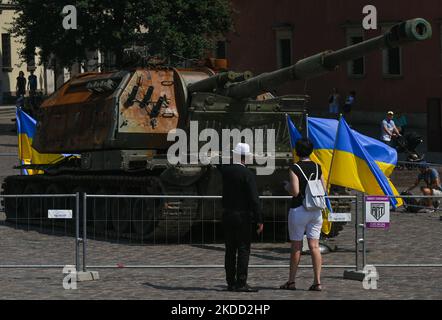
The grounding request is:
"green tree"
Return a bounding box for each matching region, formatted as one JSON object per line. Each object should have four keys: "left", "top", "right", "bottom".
{"left": 10, "top": 0, "right": 233, "bottom": 68}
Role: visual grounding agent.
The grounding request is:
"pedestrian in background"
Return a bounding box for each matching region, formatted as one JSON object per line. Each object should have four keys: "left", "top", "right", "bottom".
{"left": 281, "top": 138, "right": 324, "bottom": 292}
{"left": 394, "top": 111, "right": 408, "bottom": 135}
{"left": 16, "top": 71, "right": 26, "bottom": 98}
{"left": 343, "top": 90, "right": 356, "bottom": 123}
{"left": 28, "top": 70, "right": 38, "bottom": 115}
{"left": 406, "top": 162, "right": 442, "bottom": 212}
{"left": 328, "top": 88, "right": 341, "bottom": 117}
{"left": 218, "top": 143, "right": 264, "bottom": 292}
{"left": 381, "top": 110, "right": 401, "bottom": 147}
{"left": 27, "top": 70, "right": 37, "bottom": 96}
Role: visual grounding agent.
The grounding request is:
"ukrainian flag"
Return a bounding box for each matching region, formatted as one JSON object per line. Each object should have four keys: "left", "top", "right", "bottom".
{"left": 17, "top": 108, "right": 65, "bottom": 175}
{"left": 329, "top": 118, "right": 403, "bottom": 208}
{"left": 308, "top": 117, "right": 397, "bottom": 180}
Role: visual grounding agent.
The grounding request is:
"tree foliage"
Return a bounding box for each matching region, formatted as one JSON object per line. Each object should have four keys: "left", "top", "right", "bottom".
{"left": 10, "top": 0, "right": 233, "bottom": 68}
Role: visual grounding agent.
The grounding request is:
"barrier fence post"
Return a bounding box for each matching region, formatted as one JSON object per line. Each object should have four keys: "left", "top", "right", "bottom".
{"left": 355, "top": 194, "right": 359, "bottom": 271}
{"left": 362, "top": 194, "right": 367, "bottom": 269}
{"left": 82, "top": 192, "right": 87, "bottom": 273}
{"left": 343, "top": 193, "right": 367, "bottom": 281}
{"left": 75, "top": 192, "right": 99, "bottom": 282}
{"left": 75, "top": 192, "right": 80, "bottom": 273}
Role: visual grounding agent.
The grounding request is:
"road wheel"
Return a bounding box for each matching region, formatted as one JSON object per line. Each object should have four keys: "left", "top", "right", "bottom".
{"left": 131, "top": 180, "right": 163, "bottom": 239}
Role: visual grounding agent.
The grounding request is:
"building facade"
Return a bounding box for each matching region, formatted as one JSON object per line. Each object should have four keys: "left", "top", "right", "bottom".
{"left": 225, "top": 0, "right": 442, "bottom": 151}
{"left": 0, "top": 1, "right": 56, "bottom": 104}
{"left": 0, "top": 1, "right": 114, "bottom": 105}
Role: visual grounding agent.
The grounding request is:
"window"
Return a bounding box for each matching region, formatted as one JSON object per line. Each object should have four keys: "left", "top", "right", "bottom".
{"left": 383, "top": 47, "right": 401, "bottom": 75}
{"left": 279, "top": 39, "right": 291, "bottom": 68}
{"left": 1, "top": 33, "right": 12, "bottom": 70}
{"left": 346, "top": 28, "right": 365, "bottom": 77}
{"left": 382, "top": 25, "right": 402, "bottom": 77}
{"left": 275, "top": 29, "right": 292, "bottom": 68}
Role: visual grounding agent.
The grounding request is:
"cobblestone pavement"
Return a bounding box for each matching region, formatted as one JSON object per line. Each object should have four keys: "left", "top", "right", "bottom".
{"left": 0, "top": 117, "right": 441, "bottom": 300}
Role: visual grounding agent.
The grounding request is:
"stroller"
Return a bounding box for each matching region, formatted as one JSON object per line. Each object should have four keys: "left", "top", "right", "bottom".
{"left": 394, "top": 132, "right": 425, "bottom": 169}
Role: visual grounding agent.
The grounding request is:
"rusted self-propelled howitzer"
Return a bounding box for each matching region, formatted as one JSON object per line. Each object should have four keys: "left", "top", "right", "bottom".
{"left": 2, "top": 18, "right": 432, "bottom": 241}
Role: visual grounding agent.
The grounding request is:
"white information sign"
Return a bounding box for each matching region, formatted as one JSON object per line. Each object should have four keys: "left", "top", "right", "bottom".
{"left": 48, "top": 210, "right": 73, "bottom": 219}
{"left": 328, "top": 212, "right": 352, "bottom": 222}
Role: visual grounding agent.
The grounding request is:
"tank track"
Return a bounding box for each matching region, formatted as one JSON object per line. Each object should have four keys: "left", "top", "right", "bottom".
{"left": 1, "top": 173, "right": 199, "bottom": 243}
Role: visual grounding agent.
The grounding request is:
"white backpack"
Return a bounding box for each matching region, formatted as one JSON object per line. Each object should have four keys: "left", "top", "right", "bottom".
{"left": 294, "top": 163, "right": 327, "bottom": 211}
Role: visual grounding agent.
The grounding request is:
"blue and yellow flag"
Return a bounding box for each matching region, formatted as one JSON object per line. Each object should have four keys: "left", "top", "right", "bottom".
{"left": 17, "top": 108, "right": 65, "bottom": 175}
{"left": 308, "top": 117, "right": 397, "bottom": 180}
{"left": 329, "top": 118, "right": 403, "bottom": 208}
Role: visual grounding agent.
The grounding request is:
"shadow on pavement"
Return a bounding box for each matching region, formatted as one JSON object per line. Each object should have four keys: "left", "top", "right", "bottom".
{"left": 190, "top": 244, "right": 289, "bottom": 261}
{"left": 143, "top": 282, "right": 226, "bottom": 292}
{"left": 191, "top": 244, "right": 291, "bottom": 256}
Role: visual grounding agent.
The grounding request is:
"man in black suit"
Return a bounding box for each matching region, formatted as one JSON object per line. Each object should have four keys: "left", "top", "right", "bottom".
{"left": 219, "top": 143, "right": 264, "bottom": 292}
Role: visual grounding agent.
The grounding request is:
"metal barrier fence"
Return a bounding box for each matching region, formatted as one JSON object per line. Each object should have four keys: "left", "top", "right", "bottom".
{"left": 81, "top": 194, "right": 358, "bottom": 270}
{"left": 361, "top": 195, "right": 442, "bottom": 268}
{"left": 397, "top": 160, "right": 442, "bottom": 169}
{"left": 0, "top": 193, "right": 82, "bottom": 271}
{"left": 1, "top": 192, "right": 441, "bottom": 276}
{"left": 81, "top": 194, "right": 356, "bottom": 243}
{"left": 0, "top": 193, "right": 358, "bottom": 271}
{"left": 83, "top": 194, "right": 296, "bottom": 244}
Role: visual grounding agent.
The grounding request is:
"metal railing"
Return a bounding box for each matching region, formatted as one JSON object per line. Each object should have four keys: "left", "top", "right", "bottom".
{"left": 1, "top": 192, "right": 441, "bottom": 276}
{"left": 0, "top": 193, "right": 357, "bottom": 271}
{"left": 0, "top": 193, "right": 82, "bottom": 272}
{"left": 81, "top": 194, "right": 357, "bottom": 270}
{"left": 355, "top": 194, "right": 442, "bottom": 270}
{"left": 82, "top": 194, "right": 354, "bottom": 242}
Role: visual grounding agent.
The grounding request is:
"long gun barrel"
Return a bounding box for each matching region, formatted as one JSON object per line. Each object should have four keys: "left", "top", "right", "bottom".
{"left": 187, "top": 71, "right": 253, "bottom": 93}
{"left": 222, "top": 18, "right": 432, "bottom": 100}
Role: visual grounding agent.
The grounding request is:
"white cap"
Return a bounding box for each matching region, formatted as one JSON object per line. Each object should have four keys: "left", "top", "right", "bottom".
{"left": 232, "top": 143, "right": 253, "bottom": 156}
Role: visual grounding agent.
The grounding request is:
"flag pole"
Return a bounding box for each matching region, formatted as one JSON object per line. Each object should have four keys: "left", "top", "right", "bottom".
{"left": 305, "top": 112, "right": 309, "bottom": 139}
{"left": 286, "top": 114, "right": 295, "bottom": 164}
{"left": 16, "top": 107, "right": 24, "bottom": 176}
{"left": 326, "top": 114, "right": 343, "bottom": 193}
{"left": 286, "top": 113, "right": 294, "bottom": 150}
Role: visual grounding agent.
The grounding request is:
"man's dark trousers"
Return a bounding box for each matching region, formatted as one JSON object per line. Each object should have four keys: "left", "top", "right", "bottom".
{"left": 223, "top": 212, "right": 252, "bottom": 288}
